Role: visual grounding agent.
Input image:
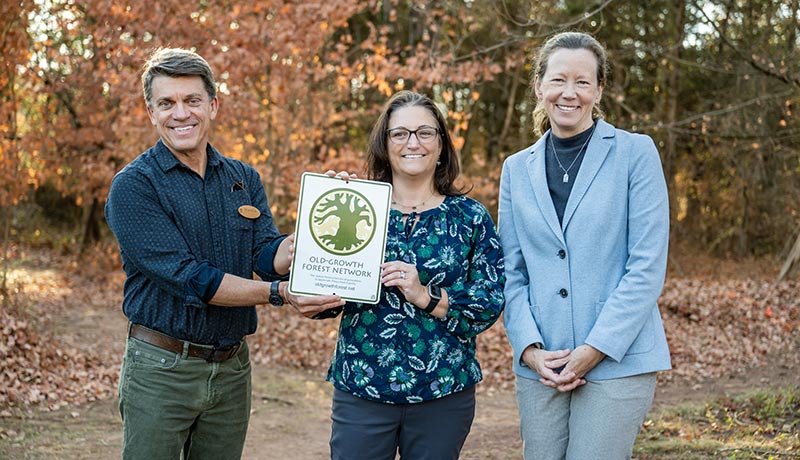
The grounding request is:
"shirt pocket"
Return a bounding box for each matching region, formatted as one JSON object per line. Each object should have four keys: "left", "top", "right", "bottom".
{"left": 226, "top": 190, "right": 257, "bottom": 265}
{"left": 228, "top": 190, "right": 257, "bottom": 232}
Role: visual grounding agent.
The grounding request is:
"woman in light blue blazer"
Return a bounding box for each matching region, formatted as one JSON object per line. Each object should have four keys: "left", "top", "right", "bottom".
{"left": 499, "top": 32, "right": 671, "bottom": 460}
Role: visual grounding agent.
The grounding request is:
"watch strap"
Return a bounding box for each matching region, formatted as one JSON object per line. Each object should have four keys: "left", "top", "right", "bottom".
{"left": 423, "top": 297, "right": 437, "bottom": 313}
{"left": 423, "top": 285, "right": 440, "bottom": 313}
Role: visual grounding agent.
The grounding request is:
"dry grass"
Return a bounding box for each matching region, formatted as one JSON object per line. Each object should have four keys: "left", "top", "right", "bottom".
{"left": 635, "top": 386, "right": 800, "bottom": 459}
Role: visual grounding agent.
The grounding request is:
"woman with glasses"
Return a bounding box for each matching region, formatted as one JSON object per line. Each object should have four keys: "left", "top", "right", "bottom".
{"left": 326, "top": 90, "right": 505, "bottom": 460}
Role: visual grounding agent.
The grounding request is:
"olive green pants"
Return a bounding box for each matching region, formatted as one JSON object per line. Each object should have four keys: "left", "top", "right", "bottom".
{"left": 118, "top": 336, "right": 251, "bottom": 460}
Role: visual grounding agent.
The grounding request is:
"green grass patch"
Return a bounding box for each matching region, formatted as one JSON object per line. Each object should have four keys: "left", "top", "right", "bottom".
{"left": 635, "top": 386, "right": 800, "bottom": 459}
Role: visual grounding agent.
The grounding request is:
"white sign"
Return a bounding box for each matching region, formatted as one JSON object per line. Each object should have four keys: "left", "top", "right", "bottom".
{"left": 289, "top": 173, "right": 392, "bottom": 304}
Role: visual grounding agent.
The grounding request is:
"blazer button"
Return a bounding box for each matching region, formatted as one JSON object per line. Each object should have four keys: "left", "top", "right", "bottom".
{"left": 559, "top": 288, "right": 568, "bottom": 298}
{"left": 558, "top": 249, "right": 566, "bottom": 259}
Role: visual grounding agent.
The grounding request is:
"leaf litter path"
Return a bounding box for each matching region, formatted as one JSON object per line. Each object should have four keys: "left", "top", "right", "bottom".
{"left": 0, "top": 247, "right": 798, "bottom": 459}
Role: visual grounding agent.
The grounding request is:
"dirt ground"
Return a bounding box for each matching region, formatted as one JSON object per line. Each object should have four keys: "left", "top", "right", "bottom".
{"left": 0, "top": 301, "right": 527, "bottom": 460}
{"left": 1, "top": 261, "right": 798, "bottom": 460}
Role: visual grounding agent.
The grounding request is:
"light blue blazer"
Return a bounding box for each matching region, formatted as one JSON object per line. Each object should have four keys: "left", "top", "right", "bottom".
{"left": 499, "top": 119, "right": 671, "bottom": 381}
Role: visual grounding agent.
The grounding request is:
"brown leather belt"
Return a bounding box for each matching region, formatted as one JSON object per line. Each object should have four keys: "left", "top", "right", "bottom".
{"left": 128, "top": 324, "right": 241, "bottom": 363}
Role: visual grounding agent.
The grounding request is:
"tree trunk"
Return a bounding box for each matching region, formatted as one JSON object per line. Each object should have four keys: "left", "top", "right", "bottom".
{"left": 498, "top": 67, "right": 522, "bottom": 157}
{"left": 664, "top": 0, "right": 686, "bottom": 225}
{"left": 777, "top": 231, "right": 800, "bottom": 281}
{"left": 1, "top": 206, "right": 10, "bottom": 300}
{"left": 80, "top": 196, "right": 101, "bottom": 254}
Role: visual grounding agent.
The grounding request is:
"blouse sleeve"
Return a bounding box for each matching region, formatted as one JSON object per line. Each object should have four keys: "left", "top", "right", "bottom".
{"left": 439, "top": 201, "right": 505, "bottom": 340}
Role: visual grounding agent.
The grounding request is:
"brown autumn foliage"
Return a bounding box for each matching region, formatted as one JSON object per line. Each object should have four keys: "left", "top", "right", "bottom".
{"left": 4, "top": 1, "right": 797, "bottom": 255}
{"left": 4, "top": 1, "right": 514, "bottom": 229}
{"left": 0, "top": 1, "right": 33, "bottom": 208}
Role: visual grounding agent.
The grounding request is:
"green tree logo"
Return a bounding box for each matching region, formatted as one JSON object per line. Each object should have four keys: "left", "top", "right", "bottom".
{"left": 310, "top": 188, "right": 376, "bottom": 255}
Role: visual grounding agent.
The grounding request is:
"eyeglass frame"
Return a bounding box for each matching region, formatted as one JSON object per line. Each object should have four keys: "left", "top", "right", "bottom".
{"left": 385, "top": 125, "right": 440, "bottom": 145}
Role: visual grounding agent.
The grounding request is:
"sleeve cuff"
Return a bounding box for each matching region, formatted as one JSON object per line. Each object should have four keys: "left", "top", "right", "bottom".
{"left": 255, "top": 235, "right": 289, "bottom": 279}
{"left": 585, "top": 338, "right": 622, "bottom": 363}
{"left": 185, "top": 261, "right": 225, "bottom": 305}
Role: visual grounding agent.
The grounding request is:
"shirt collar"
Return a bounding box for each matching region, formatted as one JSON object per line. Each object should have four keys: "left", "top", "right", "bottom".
{"left": 153, "top": 139, "right": 222, "bottom": 172}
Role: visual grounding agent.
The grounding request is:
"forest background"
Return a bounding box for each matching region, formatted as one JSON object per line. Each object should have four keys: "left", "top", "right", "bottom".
{"left": 2, "top": 0, "right": 799, "bottom": 258}
{"left": 1, "top": 1, "right": 799, "bottom": 458}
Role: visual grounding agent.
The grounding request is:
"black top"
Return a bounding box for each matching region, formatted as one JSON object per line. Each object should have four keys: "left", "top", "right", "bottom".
{"left": 545, "top": 121, "right": 596, "bottom": 224}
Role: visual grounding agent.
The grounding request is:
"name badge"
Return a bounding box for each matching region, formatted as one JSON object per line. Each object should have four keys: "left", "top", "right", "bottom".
{"left": 238, "top": 205, "right": 261, "bottom": 219}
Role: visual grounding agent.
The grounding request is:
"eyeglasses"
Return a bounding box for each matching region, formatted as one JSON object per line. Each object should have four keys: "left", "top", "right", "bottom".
{"left": 386, "top": 126, "right": 440, "bottom": 145}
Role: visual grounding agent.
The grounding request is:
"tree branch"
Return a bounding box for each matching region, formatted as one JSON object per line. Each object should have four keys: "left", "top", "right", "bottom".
{"left": 637, "top": 89, "right": 794, "bottom": 132}
{"left": 690, "top": 0, "right": 800, "bottom": 88}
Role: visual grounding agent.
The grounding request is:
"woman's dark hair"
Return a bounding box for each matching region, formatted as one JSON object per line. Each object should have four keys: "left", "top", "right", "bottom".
{"left": 366, "top": 90, "right": 465, "bottom": 196}
{"left": 530, "top": 31, "right": 609, "bottom": 137}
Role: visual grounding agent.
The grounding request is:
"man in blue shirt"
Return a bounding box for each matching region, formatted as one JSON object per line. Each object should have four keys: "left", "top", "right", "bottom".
{"left": 105, "top": 48, "right": 344, "bottom": 460}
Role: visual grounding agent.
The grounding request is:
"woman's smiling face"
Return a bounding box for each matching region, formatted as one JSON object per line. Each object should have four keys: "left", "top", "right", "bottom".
{"left": 535, "top": 48, "right": 603, "bottom": 138}
{"left": 386, "top": 105, "right": 442, "bottom": 179}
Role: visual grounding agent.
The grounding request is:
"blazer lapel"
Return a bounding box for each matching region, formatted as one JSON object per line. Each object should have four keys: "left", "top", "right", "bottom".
{"left": 526, "top": 139, "right": 566, "bottom": 245}
{"left": 561, "top": 120, "right": 615, "bottom": 231}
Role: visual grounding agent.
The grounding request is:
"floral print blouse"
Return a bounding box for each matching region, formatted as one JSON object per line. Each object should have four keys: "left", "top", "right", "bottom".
{"left": 326, "top": 195, "right": 505, "bottom": 404}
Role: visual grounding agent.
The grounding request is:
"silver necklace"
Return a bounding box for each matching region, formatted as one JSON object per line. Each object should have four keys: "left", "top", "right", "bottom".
{"left": 550, "top": 125, "right": 595, "bottom": 183}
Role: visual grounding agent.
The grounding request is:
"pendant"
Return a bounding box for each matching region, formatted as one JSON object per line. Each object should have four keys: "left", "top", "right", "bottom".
{"left": 562, "top": 173, "right": 569, "bottom": 183}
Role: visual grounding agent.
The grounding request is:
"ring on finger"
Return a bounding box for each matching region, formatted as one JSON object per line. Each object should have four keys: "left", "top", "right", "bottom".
{"left": 400, "top": 271, "right": 406, "bottom": 280}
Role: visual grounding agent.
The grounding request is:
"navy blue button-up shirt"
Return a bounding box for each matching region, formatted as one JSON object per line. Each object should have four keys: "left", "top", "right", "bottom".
{"left": 105, "top": 140, "right": 286, "bottom": 347}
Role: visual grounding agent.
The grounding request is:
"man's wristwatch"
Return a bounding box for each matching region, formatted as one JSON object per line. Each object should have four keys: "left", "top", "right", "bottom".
{"left": 423, "top": 284, "right": 441, "bottom": 313}
{"left": 269, "top": 280, "right": 284, "bottom": 307}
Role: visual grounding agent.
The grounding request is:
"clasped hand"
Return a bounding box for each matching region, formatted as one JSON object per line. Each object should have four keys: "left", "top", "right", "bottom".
{"left": 522, "top": 344, "right": 605, "bottom": 392}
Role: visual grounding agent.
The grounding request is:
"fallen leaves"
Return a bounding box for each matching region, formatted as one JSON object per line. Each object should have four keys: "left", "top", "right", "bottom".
{"left": 1, "top": 248, "right": 798, "bottom": 411}
{"left": 0, "top": 306, "right": 119, "bottom": 411}
{"left": 0, "top": 247, "right": 122, "bottom": 412}
{"left": 658, "top": 278, "right": 800, "bottom": 383}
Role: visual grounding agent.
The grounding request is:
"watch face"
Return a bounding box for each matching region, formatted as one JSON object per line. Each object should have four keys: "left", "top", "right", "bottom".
{"left": 428, "top": 284, "right": 441, "bottom": 300}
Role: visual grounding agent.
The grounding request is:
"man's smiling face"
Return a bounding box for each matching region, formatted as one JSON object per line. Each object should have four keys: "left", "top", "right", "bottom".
{"left": 147, "top": 75, "right": 218, "bottom": 159}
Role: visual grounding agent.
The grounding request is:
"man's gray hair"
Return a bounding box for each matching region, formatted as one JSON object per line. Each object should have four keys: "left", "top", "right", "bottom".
{"left": 141, "top": 48, "right": 216, "bottom": 106}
